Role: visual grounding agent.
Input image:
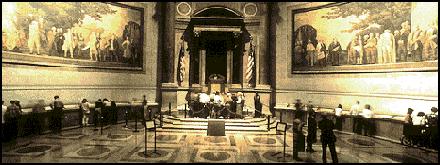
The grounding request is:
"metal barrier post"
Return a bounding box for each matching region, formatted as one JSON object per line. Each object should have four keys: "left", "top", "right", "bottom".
{"left": 168, "top": 102, "right": 171, "bottom": 115}
{"left": 184, "top": 103, "right": 187, "bottom": 118}
{"left": 267, "top": 115, "right": 271, "bottom": 131}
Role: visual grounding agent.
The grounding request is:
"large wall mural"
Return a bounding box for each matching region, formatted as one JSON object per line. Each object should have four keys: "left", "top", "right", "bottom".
{"left": 2, "top": 2, "right": 144, "bottom": 70}
{"left": 291, "top": 2, "right": 438, "bottom": 72}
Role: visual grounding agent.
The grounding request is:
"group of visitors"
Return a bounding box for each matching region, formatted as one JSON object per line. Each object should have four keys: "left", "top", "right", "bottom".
{"left": 188, "top": 90, "right": 261, "bottom": 119}
{"left": 291, "top": 99, "right": 338, "bottom": 163}
{"left": 403, "top": 107, "right": 438, "bottom": 149}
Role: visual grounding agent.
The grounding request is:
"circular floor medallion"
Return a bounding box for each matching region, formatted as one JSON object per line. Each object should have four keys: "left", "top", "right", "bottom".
{"left": 156, "top": 135, "right": 178, "bottom": 141}
{"left": 262, "top": 151, "right": 293, "bottom": 162}
{"left": 253, "top": 137, "right": 277, "bottom": 144}
{"left": 382, "top": 153, "right": 424, "bottom": 163}
{"left": 200, "top": 151, "right": 230, "bottom": 161}
{"left": 107, "top": 134, "right": 130, "bottom": 139}
{"left": 347, "top": 138, "right": 375, "bottom": 146}
{"left": 15, "top": 145, "right": 52, "bottom": 153}
{"left": 204, "top": 136, "right": 227, "bottom": 143}
{"left": 137, "top": 150, "right": 169, "bottom": 158}
{"left": 77, "top": 146, "right": 111, "bottom": 156}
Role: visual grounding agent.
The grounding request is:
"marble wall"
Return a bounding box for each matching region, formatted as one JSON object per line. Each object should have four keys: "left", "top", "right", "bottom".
{"left": 2, "top": 2, "right": 160, "bottom": 108}
{"left": 272, "top": 2, "right": 438, "bottom": 116}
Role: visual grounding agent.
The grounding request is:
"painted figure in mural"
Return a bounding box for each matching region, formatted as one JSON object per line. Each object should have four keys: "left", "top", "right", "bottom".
{"left": 47, "top": 27, "right": 57, "bottom": 55}
{"left": 364, "top": 33, "right": 377, "bottom": 64}
{"left": 362, "top": 35, "right": 370, "bottom": 64}
{"left": 62, "top": 28, "right": 74, "bottom": 58}
{"left": 122, "top": 36, "right": 132, "bottom": 63}
{"left": 328, "top": 38, "right": 341, "bottom": 66}
{"left": 55, "top": 28, "right": 64, "bottom": 56}
{"left": 393, "top": 30, "right": 401, "bottom": 62}
{"left": 398, "top": 21, "right": 410, "bottom": 62}
{"left": 294, "top": 39, "right": 304, "bottom": 66}
{"left": 77, "top": 33, "right": 85, "bottom": 57}
{"left": 85, "top": 31, "right": 98, "bottom": 61}
{"left": 378, "top": 30, "right": 396, "bottom": 64}
{"left": 316, "top": 39, "right": 327, "bottom": 66}
{"left": 98, "top": 33, "right": 109, "bottom": 61}
{"left": 306, "top": 40, "right": 316, "bottom": 66}
{"left": 28, "top": 20, "right": 41, "bottom": 55}
{"left": 347, "top": 36, "right": 357, "bottom": 65}
{"left": 108, "top": 33, "right": 120, "bottom": 62}
{"left": 423, "top": 21, "right": 438, "bottom": 61}
{"left": 356, "top": 35, "right": 364, "bottom": 64}
{"left": 408, "top": 26, "right": 424, "bottom": 62}
{"left": 38, "top": 17, "right": 47, "bottom": 50}
{"left": 376, "top": 33, "right": 382, "bottom": 63}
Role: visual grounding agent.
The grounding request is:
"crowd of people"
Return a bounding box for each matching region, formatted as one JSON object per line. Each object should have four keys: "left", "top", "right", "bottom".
{"left": 1, "top": 96, "right": 126, "bottom": 142}
{"left": 2, "top": 16, "right": 142, "bottom": 66}
{"left": 295, "top": 21, "right": 438, "bottom": 67}
{"left": 187, "top": 90, "right": 263, "bottom": 119}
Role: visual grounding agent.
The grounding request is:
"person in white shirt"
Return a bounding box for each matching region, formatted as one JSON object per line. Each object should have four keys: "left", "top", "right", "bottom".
{"left": 334, "top": 104, "right": 343, "bottom": 130}
{"left": 361, "top": 104, "right": 374, "bottom": 136}
{"left": 349, "top": 101, "right": 360, "bottom": 115}
{"left": 2, "top": 101, "right": 7, "bottom": 125}
{"left": 2, "top": 101, "right": 7, "bottom": 140}
{"left": 412, "top": 112, "right": 427, "bottom": 126}
{"left": 350, "top": 101, "right": 361, "bottom": 134}
{"left": 199, "top": 93, "right": 210, "bottom": 104}
{"left": 80, "top": 99, "right": 90, "bottom": 127}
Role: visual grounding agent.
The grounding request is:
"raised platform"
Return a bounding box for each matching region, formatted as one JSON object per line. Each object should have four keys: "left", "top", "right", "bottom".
{"left": 161, "top": 115, "right": 277, "bottom": 132}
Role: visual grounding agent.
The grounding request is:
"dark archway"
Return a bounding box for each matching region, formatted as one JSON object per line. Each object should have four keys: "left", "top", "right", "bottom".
{"left": 180, "top": 6, "right": 251, "bottom": 86}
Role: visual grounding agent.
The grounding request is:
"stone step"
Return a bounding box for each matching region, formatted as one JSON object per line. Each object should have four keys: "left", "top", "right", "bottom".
{"left": 161, "top": 124, "right": 268, "bottom": 132}
{"left": 171, "top": 121, "right": 261, "bottom": 127}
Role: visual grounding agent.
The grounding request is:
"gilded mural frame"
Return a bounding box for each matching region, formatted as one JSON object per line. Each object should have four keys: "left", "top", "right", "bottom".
{"left": 290, "top": 2, "right": 438, "bottom": 74}
{"left": 1, "top": 2, "right": 145, "bottom": 71}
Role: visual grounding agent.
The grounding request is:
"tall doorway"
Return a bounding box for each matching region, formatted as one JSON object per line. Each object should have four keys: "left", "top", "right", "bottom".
{"left": 205, "top": 39, "right": 227, "bottom": 84}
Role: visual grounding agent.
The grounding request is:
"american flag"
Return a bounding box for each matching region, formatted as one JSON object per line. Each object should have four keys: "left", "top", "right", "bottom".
{"left": 246, "top": 38, "right": 256, "bottom": 87}
{"left": 177, "top": 42, "right": 185, "bottom": 86}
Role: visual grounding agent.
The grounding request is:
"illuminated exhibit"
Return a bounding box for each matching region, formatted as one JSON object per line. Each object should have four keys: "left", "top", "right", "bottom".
{"left": 2, "top": 2, "right": 438, "bottom": 163}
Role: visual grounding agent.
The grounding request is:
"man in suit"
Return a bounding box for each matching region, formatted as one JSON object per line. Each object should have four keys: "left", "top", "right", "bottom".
{"left": 49, "top": 96, "right": 64, "bottom": 134}
{"left": 318, "top": 115, "right": 338, "bottom": 163}
{"left": 108, "top": 33, "right": 120, "bottom": 62}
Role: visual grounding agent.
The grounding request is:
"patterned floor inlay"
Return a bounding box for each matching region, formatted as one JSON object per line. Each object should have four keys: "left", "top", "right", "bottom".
{"left": 193, "top": 135, "right": 235, "bottom": 146}
{"left": 191, "top": 148, "right": 237, "bottom": 163}
{"left": 382, "top": 153, "right": 425, "bottom": 163}
{"left": 45, "top": 132, "right": 86, "bottom": 140}
{"left": 244, "top": 135, "right": 287, "bottom": 147}
{"left": 120, "top": 147, "right": 179, "bottom": 162}
{"left": 2, "top": 143, "right": 60, "bottom": 157}
{"left": 63, "top": 144, "right": 121, "bottom": 159}
{"left": 92, "top": 134, "right": 133, "bottom": 141}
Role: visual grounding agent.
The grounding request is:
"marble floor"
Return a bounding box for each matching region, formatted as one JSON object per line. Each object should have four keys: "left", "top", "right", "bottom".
{"left": 2, "top": 122, "right": 438, "bottom": 163}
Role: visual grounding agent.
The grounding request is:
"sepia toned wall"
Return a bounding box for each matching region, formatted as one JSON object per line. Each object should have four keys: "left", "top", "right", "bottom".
{"left": 272, "top": 2, "right": 438, "bottom": 116}
{"left": 2, "top": 2, "right": 160, "bottom": 107}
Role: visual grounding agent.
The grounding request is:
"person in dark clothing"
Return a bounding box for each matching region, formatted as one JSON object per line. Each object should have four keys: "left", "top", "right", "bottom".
{"left": 254, "top": 92, "right": 262, "bottom": 118}
{"left": 111, "top": 101, "right": 117, "bottom": 124}
{"left": 427, "top": 107, "right": 438, "bottom": 150}
{"left": 294, "top": 99, "right": 305, "bottom": 120}
{"left": 318, "top": 115, "right": 338, "bottom": 163}
{"left": 5, "top": 101, "right": 21, "bottom": 141}
{"left": 49, "top": 96, "right": 64, "bottom": 134}
{"left": 403, "top": 108, "right": 414, "bottom": 144}
{"left": 31, "top": 100, "right": 46, "bottom": 135}
{"left": 306, "top": 108, "right": 317, "bottom": 152}
{"left": 230, "top": 94, "right": 237, "bottom": 119}
{"left": 292, "top": 111, "right": 305, "bottom": 161}
{"left": 94, "top": 99, "right": 103, "bottom": 128}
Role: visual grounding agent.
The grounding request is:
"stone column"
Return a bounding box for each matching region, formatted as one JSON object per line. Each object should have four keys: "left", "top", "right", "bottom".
{"left": 227, "top": 50, "right": 233, "bottom": 84}
{"left": 164, "top": 2, "right": 176, "bottom": 83}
